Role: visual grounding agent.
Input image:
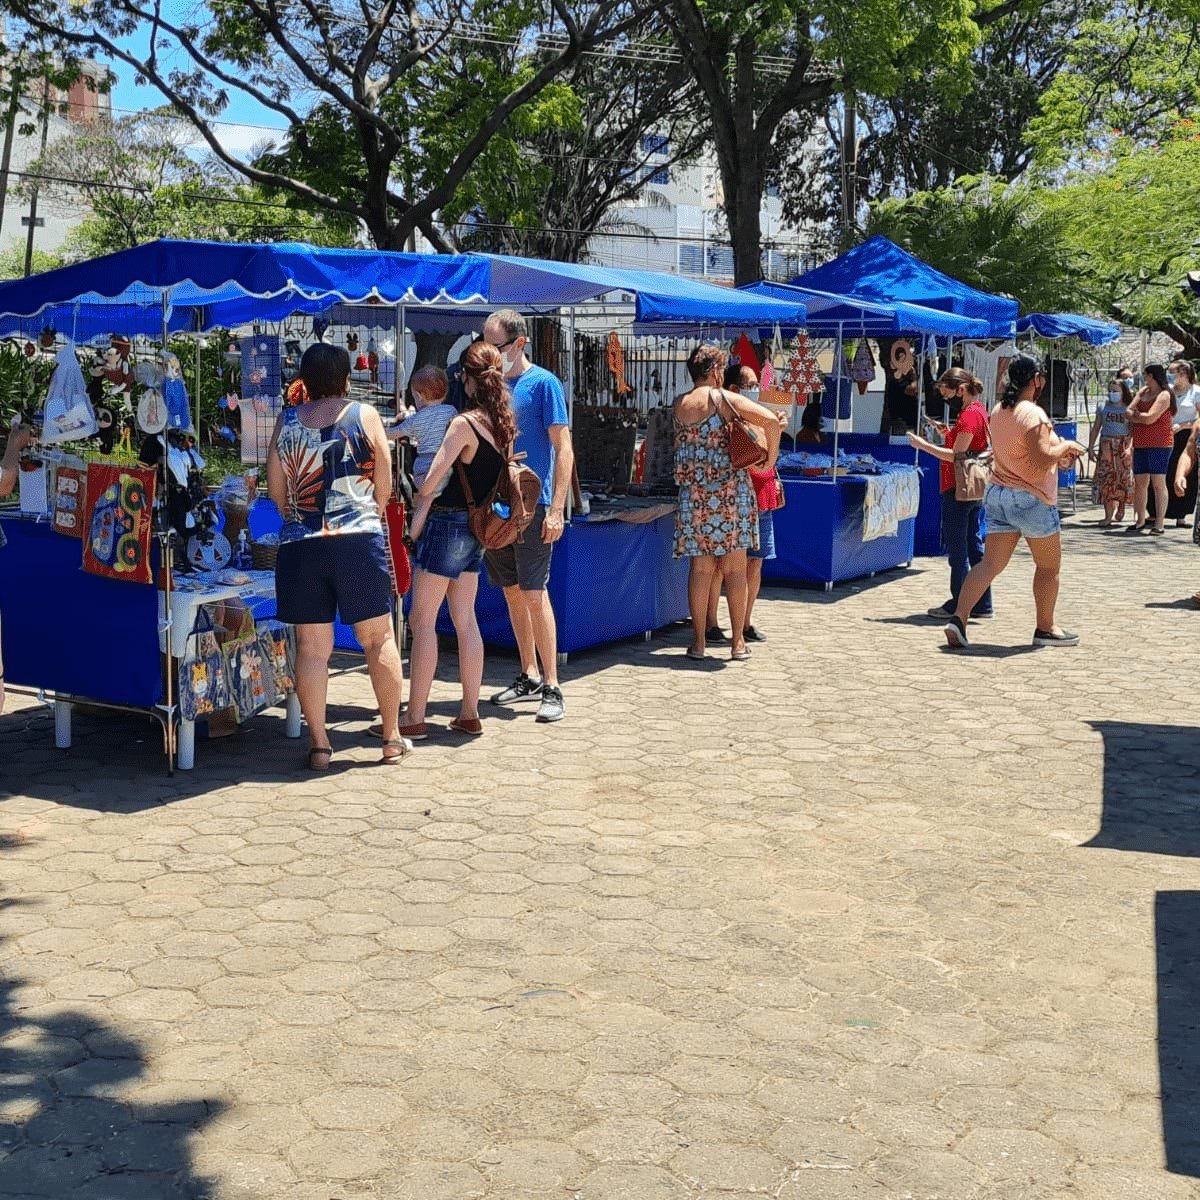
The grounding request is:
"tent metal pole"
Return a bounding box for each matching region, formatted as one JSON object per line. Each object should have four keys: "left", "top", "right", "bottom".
{"left": 160, "top": 290, "right": 176, "bottom": 776}
{"left": 395, "top": 304, "right": 405, "bottom": 411}
{"left": 393, "top": 302, "right": 406, "bottom": 661}
{"left": 832, "top": 322, "right": 842, "bottom": 480}
{"left": 566, "top": 306, "right": 575, "bottom": 520}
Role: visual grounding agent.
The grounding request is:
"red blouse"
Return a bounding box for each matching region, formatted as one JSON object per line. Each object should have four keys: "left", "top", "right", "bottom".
{"left": 750, "top": 466, "right": 783, "bottom": 512}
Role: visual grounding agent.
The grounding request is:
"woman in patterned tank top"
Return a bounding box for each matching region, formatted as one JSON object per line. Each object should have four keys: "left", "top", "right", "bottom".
{"left": 267, "top": 344, "right": 408, "bottom": 769}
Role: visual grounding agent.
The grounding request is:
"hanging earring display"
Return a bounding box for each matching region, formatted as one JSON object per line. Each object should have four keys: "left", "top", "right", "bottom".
{"left": 849, "top": 338, "right": 876, "bottom": 395}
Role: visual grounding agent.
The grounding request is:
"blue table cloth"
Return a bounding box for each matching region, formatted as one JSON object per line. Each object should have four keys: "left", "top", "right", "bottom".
{"left": 765, "top": 476, "right": 915, "bottom": 587}
{"left": 246, "top": 499, "right": 687, "bottom": 656}
{"left": 0, "top": 514, "right": 163, "bottom": 707}
{"left": 831, "top": 434, "right": 944, "bottom": 556}
{"left": 433, "top": 512, "right": 688, "bottom": 654}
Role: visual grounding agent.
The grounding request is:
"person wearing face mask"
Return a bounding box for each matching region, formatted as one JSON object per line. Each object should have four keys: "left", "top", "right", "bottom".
{"left": 942, "top": 354, "right": 1086, "bottom": 649}
{"left": 908, "top": 368, "right": 994, "bottom": 621}
{"left": 674, "top": 343, "right": 782, "bottom": 662}
{"left": 1164, "top": 360, "right": 1200, "bottom": 527}
{"left": 1126, "top": 363, "right": 1176, "bottom": 536}
{"left": 480, "top": 309, "right": 574, "bottom": 724}
{"left": 704, "top": 362, "right": 785, "bottom": 644}
{"left": 1087, "top": 377, "right": 1134, "bottom": 527}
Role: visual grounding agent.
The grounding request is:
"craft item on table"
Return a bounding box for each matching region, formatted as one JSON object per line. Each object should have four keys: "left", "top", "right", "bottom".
{"left": 186, "top": 528, "right": 232, "bottom": 573}
{"left": 862, "top": 466, "right": 921, "bottom": 542}
{"left": 848, "top": 338, "right": 876, "bottom": 394}
{"left": 178, "top": 607, "right": 233, "bottom": 723}
{"left": 162, "top": 352, "right": 192, "bottom": 431}
{"left": 42, "top": 342, "right": 99, "bottom": 444}
{"left": 81, "top": 463, "right": 156, "bottom": 584}
{"left": 731, "top": 333, "right": 761, "bottom": 375}
{"left": 606, "top": 333, "right": 632, "bottom": 397}
{"left": 52, "top": 465, "right": 86, "bottom": 537}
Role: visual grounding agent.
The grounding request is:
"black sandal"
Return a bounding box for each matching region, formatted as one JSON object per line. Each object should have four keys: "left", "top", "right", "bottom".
{"left": 307, "top": 746, "right": 333, "bottom": 771}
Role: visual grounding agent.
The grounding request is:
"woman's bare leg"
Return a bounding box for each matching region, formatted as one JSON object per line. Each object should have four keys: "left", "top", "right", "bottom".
{"left": 294, "top": 623, "right": 335, "bottom": 749}
{"left": 1027, "top": 533, "right": 1063, "bottom": 633}
{"left": 688, "top": 556, "right": 717, "bottom": 654}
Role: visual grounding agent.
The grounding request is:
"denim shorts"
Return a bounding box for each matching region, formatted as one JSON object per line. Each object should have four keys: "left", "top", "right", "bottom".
{"left": 748, "top": 510, "right": 777, "bottom": 560}
{"left": 415, "top": 509, "right": 484, "bottom": 579}
{"left": 1133, "top": 447, "right": 1171, "bottom": 476}
{"left": 984, "top": 484, "right": 1061, "bottom": 539}
{"left": 276, "top": 532, "right": 392, "bottom": 626}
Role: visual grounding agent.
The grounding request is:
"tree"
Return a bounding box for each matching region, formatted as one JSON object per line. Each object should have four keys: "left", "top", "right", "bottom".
{"left": 662, "top": 0, "right": 1004, "bottom": 286}
{"left": 0, "top": 0, "right": 660, "bottom": 251}
{"left": 1043, "top": 128, "right": 1200, "bottom": 354}
{"left": 866, "top": 175, "right": 1083, "bottom": 313}
{"left": 1029, "top": 4, "right": 1200, "bottom": 167}
{"left": 442, "top": 35, "right": 705, "bottom": 261}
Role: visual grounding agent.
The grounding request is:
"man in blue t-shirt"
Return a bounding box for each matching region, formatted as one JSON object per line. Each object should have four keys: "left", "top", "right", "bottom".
{"left": 481, "top": 309, "right": 574, "bottom": 724}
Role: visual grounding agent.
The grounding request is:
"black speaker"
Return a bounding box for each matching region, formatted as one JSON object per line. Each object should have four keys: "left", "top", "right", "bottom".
{"left": 1042, "top": 357, "right": 1071, "bottom": 419}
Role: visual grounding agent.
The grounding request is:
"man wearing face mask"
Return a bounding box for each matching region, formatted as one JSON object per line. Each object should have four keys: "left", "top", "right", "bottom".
{"left": 481, "top": 309, "right": 574, "bottom": 724}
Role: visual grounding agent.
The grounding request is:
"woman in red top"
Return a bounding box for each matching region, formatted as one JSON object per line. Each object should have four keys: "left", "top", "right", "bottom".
{"left": 908, "top": 368, "right": 993, "bottom": 619}
{"left": 1126, "top": 363, "right": 1176, "bottom": 535}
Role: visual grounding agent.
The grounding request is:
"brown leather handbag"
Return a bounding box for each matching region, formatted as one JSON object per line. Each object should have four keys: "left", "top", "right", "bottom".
{"left": 713, "top": 389, "right": 768, "bottom": 471}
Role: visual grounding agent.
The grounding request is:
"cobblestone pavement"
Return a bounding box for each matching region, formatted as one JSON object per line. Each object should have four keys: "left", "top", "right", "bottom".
{"left": 3, "top": 506, "right": 1200, "bottom": 1199}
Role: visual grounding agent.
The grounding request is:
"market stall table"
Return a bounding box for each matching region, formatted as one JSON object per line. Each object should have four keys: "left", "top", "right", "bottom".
{"left": 765, "top": 468, "right": 918, "bottom": 591}
{"left": 0, "top": 511, "right": 299, "bottom": 771}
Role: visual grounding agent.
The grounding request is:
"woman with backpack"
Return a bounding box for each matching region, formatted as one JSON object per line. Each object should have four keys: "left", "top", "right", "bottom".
{"left": 404, "top": 340, "right": 515, "bottom": 739}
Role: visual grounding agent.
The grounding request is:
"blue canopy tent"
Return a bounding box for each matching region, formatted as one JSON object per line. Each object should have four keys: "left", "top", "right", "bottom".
{"left": 0, "top": 240, "right": 491, "bottom": 340}
{"left": 1017, "top": 313, "right": 1120, "bottom": 346}
{"left": 794, "top": 236, "right": 1019, "bottom": 338}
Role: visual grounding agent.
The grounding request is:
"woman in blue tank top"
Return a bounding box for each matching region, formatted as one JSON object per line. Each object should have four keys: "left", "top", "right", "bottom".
{"left": 267, "top": 344, "right": 408, "bottom": 769}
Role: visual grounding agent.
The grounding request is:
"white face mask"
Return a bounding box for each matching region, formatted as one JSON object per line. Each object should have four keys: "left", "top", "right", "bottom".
{"left": 501, "top": 344, "right": 522, "bottom": 375}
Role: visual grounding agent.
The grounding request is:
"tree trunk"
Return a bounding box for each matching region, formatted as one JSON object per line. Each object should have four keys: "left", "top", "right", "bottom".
{"left": 730, "top": 169, "right": 765, "bottom": 287}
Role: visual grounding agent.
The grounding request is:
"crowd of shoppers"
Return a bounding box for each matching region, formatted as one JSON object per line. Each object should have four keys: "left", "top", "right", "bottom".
{"left": 252, "top": 334, "right": 1200, "bottom": 758}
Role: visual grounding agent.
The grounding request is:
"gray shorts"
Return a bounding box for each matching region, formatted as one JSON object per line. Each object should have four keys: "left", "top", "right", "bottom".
{"left": 485, "top": 504, "right": 554, "bottom": 591}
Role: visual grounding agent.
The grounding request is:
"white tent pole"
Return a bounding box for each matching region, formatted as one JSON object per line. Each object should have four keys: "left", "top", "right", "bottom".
{"left": 566, "top": 306, "right": 576, "bottom": 520}
{"left": 160, "top": 289, "right": 177, "bottom": 775}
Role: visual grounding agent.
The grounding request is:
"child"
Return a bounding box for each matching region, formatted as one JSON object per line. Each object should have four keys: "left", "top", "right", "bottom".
{"left": 387, "top": 366, "right": 455, "bottom": 494}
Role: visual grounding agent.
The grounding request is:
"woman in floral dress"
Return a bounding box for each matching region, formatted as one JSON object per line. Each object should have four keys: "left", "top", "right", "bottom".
{"left": 1087, "top": 377, "right": 1134, "bottom": 526}
{"left": 673, "top": 343, "right": 782, "bottom": 663}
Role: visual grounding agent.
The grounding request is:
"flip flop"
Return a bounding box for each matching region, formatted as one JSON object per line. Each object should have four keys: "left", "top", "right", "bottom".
{"left": 730, "top": 647, "right": 752, "bottom": 662}
{"left": 307, "top": 746, "right": 332, "bottom": 771}
{"left": 685, "top": 648, "right": 706, "bottom": 661}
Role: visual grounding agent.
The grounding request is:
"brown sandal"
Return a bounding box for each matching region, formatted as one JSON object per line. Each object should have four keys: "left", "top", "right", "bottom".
{"left": 307, "top": 746, "right": 333, "bottom": 771}
{"left": 381, "top": 738, "right": 412, "bottom": 764}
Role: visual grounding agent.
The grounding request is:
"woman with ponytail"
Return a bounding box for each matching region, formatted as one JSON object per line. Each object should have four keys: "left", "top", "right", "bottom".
{"left": 1127, "top": 363, "right": 1176, "bottom": 535}
{"left": 405, "top": 340, "right": 515, "bottom": 738}
{"left": 908, "top": 367, "right": 994, "bottom": 620}
{"left": 943, "top": 354, "right": 1086, "bottom": 650}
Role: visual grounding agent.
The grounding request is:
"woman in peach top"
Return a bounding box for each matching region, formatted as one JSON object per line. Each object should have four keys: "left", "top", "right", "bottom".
{"left": 944, "top": 354, "right": 1085, "bottom": 650}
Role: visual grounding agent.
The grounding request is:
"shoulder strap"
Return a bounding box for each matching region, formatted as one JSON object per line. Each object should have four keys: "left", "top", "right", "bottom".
{"left": 711, "top": 388, "right": 734, "bottom": 426}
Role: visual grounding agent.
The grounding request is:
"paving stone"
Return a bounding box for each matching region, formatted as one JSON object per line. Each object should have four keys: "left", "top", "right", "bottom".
{"left": 2, "top": 513, "right": 1198, "bottom": 1199}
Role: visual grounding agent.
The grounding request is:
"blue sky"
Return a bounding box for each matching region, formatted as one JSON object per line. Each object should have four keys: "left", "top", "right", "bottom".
{"left": 103, "top": 13, "right": 291, "bottom": 158}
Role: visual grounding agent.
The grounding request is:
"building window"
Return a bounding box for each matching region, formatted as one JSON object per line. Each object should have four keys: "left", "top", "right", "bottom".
{"left": 642, "top": 134, "right": 669, "bottom": 185}
{"left": 678, "top": 244, "right": 704, "bottom": 276}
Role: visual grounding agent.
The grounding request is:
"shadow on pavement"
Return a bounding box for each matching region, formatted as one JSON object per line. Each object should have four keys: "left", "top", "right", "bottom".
{"left": 0, "top": 883, "right": 223, "bottom": 1196}
{"left": 1156, "top": 891, "right": 1200, "bottom": 1177}
{"left": 1083, "top": 721, "right": 1200, "bottom": 857}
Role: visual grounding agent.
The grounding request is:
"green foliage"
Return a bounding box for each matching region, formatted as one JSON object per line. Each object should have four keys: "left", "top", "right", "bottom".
{"left": 1029, "top": 7, "right": 1200, "bottom": 167}
{"left": 0, "top": 343, "right": 55, "bottom": 429}
{"left": 0, "top": 241, "right": 66, "bottom": 280}
{"left": 867, "top": 175, "right": 1082, "bottom": 313}
{"left": 1042, "top": 127, "right": 1200, "bottom": 342}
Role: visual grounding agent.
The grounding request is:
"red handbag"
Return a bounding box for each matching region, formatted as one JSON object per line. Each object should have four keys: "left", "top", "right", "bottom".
{"left": 713, "top": 389, "right": 768, "bottom": 471}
